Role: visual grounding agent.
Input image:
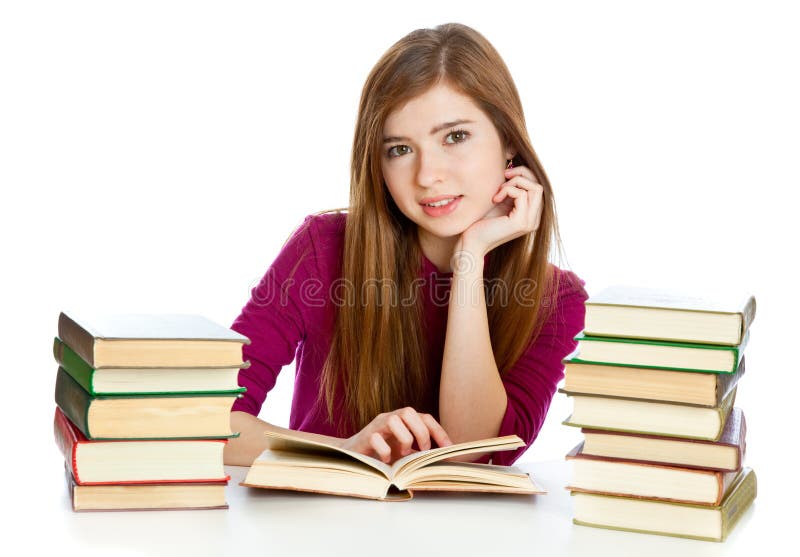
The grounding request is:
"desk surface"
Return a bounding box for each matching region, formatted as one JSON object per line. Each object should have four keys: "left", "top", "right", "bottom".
{"left": 49, "top": 460, "right": 760, "bottom": 557}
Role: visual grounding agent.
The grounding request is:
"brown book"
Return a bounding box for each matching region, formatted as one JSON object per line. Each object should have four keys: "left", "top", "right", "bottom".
{"left": 563, "top": 355, "right": 744, "bottom": 407}
{"left": 566, "top": 442, "right": 740, "bottom": 506}
{"left": 580, "top": 407, "right": 746, "bottom": 472}
{"left": 65, "top": 466, "right": 228, "bottom": 511}
{"left": 57, "top": 311, "right": 250, "bottom": 368}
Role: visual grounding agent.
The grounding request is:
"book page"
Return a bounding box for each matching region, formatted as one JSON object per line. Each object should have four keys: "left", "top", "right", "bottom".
{"left": 262, "top": 426, "right": 393, "bottom": 478}
{"left": 389, "top": 435, "right": 524, "bottom": 479}
{"left": 261, "top": 425, "right": 525, "bottom": 482}
{"left": 253, "top": 449, "right": 389, "bottom": 480}
{"left": 396, "top": 462, "right": 544, "bottom": 493}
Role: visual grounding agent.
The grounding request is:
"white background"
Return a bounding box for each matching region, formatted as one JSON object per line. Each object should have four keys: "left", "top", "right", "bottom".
{"left": 1, "top": 0, "right": 797, "bottom": 550}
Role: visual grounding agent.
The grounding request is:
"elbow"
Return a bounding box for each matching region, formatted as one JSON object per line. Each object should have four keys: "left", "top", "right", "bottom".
{"left": 223, "top": 411, "right": 269, "bottom": 466}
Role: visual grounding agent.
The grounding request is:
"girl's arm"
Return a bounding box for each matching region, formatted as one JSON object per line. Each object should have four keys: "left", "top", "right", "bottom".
{"left": 438, "top": 250, "right": 507, "bottom": 448}
{"left": 224, "top": 411, "right": 345, "bottom": 466}
{"left": 438, "top": 165, "right": 547, "bottom": 461}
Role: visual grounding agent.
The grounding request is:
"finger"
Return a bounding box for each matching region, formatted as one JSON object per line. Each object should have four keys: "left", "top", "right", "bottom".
{"left": 370, "top": 432, "right": 392, "bottom": 463}
{"left": 397, "top": 407, "right": 432, "bottom": 451}
{"left": 504, "top": 166, "right": 537, "bottom": 183}
{"left": 385, "top": 414, "right": 415, "bottom": 456}
{"left": 420, "top": 414, "right": 453, "bottom": 448}
{"left": 495, "top": 186, "right": 532, "bottom": 224}
{"left": 492, "top": 183, "right": 523, "bottom": 202}
{"left": 492, "top": 184, "right": 527, "bottom": 209}
{"left": 495, "top": 181, "right": 543, "bottom": 207}
{"left": 500, "top": 174, "right": 540, "bottom": 192}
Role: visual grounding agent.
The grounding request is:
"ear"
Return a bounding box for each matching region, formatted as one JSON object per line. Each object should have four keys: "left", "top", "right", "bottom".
{"left": 504, "top": 144, "right": 516, "bottom": 161}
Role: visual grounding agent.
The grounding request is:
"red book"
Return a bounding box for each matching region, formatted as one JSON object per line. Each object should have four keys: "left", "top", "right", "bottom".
{"left": 580, "top": 407, "right": 746, "bottom": 472}
{"left": 566, "top": 442, "right": 740, "bottom": 506}
{"left": 54, "top": 407, "right": 230, "bottom": 485}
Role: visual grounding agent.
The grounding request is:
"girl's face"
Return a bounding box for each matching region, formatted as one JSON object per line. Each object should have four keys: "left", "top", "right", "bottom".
{"left": 380, "top": 81, "right": 513, "bottom": 243}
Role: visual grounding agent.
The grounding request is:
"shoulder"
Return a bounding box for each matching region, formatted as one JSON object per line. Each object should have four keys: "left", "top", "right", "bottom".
{"left": 547, "top": 264, "right": 588, "bottom": 305}
{"left": 541, "top": 264, "right": 589, "bottom": 332}
{"left": 294, "top": 211, "right": 347, "bottom": 251}
{"left": 280, "top": 210, "right": 347, "bottom": 281}
{"left": 302, "top": 210, "right": 347, "bottom": 232}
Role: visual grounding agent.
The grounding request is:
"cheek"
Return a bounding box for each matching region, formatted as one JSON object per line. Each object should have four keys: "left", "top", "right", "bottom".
{"left": 383, "top": 181, "right": 413, "bottom": 216}
{"left": 457, "top": 142, "right": 504, "bottom": 191}
{"left": 382, "top": 168, "right": 413, "bottom": 203}
{"left": 460, "top": 162, "right": 504, "bottom": 201}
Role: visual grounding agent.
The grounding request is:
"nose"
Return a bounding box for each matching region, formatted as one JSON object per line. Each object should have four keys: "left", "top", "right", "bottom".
{"left": 415, "top": 149, "right": 446, "bottom": 188}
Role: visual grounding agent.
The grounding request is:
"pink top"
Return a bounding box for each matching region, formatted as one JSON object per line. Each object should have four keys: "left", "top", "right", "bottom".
{"left": 231, "top": 212, "right": 588, "bottom": 465}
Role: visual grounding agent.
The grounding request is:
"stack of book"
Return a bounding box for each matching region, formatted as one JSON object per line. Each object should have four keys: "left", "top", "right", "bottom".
{"left": 53, "top": 311, "right": 250, "bottom": 511}
{"left": 561, "top": 285, "right": 758, "bottom": 542}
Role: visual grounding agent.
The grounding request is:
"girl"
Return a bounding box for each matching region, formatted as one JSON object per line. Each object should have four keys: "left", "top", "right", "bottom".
{"left": 224, "top": 23, "right": 587, "bottom": 467}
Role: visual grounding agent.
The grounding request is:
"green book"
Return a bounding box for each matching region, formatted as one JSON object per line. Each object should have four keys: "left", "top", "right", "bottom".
{"left": 54, "top": 366, "right": 241, "bottom": 440}
{"left": 571, "top": 467, "right": 757, "bottom": 542}
{"left": 53, "top": 337, "right": 247, "bottom": 396}
{"left": 571, "top": 331, "right": 748, "bottom": 374}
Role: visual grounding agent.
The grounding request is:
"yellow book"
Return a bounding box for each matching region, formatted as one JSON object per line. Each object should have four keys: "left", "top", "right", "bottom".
{"left": 583, "top": 285, "right": 756, "bottom": 345}
{"left": 562, "top": 386, "right": 736, "bottom": 441}
{"left": 571, "top": 467, "right": 756, "bottom": 542}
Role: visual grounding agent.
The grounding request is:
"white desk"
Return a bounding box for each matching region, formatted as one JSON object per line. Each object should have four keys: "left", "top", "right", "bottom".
{"left": 49, "top": 460, "right": 759, "bottom": 557}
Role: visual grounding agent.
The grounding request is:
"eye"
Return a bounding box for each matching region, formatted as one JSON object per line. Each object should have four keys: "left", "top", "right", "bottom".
{"left": 445, "top": 129, "right": 471, "bottom": 144}
{"left": 387, "top": 145, "right": 410, "bottom": 158}
{"left": 385, "top": 129, "right": 471, "bottom": 159}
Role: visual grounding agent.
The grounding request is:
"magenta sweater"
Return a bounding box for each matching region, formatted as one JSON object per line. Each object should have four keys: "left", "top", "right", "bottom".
{"left": 231, "top": 212, "right": 587, "bottom": 465}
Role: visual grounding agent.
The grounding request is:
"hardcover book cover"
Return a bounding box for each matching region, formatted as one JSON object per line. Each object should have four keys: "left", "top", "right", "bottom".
{"left": 571, "top": 467, "right": 757, "bottom": 542}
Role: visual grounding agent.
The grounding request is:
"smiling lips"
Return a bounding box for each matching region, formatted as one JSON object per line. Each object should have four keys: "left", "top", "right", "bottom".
{"left": 420, "top": 195, "right": 463, "bottom": 217}
{"left": 419, "top": 194, "right": 463, "bottom": 207}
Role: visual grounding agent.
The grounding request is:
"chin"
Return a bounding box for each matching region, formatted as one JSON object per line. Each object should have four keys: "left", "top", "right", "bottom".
{"left": 416, "top": 217, "right": 470, "bottom": 239}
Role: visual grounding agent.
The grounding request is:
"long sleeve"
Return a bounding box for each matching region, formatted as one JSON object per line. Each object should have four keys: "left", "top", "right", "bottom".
{"left": 230, "top": 215, "right": 320, "bottom": 416}
{"left": 476, "top": 268, "right": 588, "bottom": 466}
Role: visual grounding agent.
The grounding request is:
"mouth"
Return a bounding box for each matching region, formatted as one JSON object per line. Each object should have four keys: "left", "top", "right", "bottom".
{"left": 420, "top": 195, "right": 463, "bottom": 217}
{"left": 419, "top": 195, "right": 463, "bottom": 207}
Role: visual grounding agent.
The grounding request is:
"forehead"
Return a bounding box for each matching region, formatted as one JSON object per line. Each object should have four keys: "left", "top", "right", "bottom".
{"left": 383, "top": 82, "right": 486, "bottom": 131}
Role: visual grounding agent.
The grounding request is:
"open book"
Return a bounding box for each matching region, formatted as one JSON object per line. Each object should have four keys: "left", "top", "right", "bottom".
{"left": 241, "top": 425, "right": 545, "bottom": 501}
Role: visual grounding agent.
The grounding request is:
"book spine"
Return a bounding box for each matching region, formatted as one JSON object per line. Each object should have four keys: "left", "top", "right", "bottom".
{"left": 738, "top": 410, "right": 747, "bottom": 469}
{"left": 58, "top": 313, "right": 97, "bottom": 367}
{"left": 732, "top": 330, "right": 750, "bottom": 371}
{"left": 53, "top": 337, "right": 97, "bottom": 395}
{"left": 714, "top": 387, "right": 738, "bottom": 440}
{"left": 64, "top": 464, "right": 78, "bottom": 512}
{"left": 54, "top": 407, "right": 83, "bottom": 483}
{"left": 716, "top": 358, "right": 745, "bottom": 405}
{"left": 54, "top": 366, "right": 94, "bottom": 439}
{"left": 740, "top": 296, "right": 756, "bottom": 341}
{"left": 720, "top": 468, "right": 757, "bottom": 541}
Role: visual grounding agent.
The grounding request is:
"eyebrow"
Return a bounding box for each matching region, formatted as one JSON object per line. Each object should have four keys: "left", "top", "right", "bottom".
{"left": 382, "top": 119, "right": 475, "bottom": 144}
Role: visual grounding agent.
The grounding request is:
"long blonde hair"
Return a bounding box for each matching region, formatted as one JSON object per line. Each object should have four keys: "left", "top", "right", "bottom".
{"left": 291, "top": 23, "right": 571, "bottom": 436}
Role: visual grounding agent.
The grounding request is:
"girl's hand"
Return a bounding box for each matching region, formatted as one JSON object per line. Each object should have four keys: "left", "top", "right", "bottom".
{"left": 459, "top": 165, "right": 544, "bottom": 257}
{"left": 339, "top": 407, "right": 453, "bottom": 464}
